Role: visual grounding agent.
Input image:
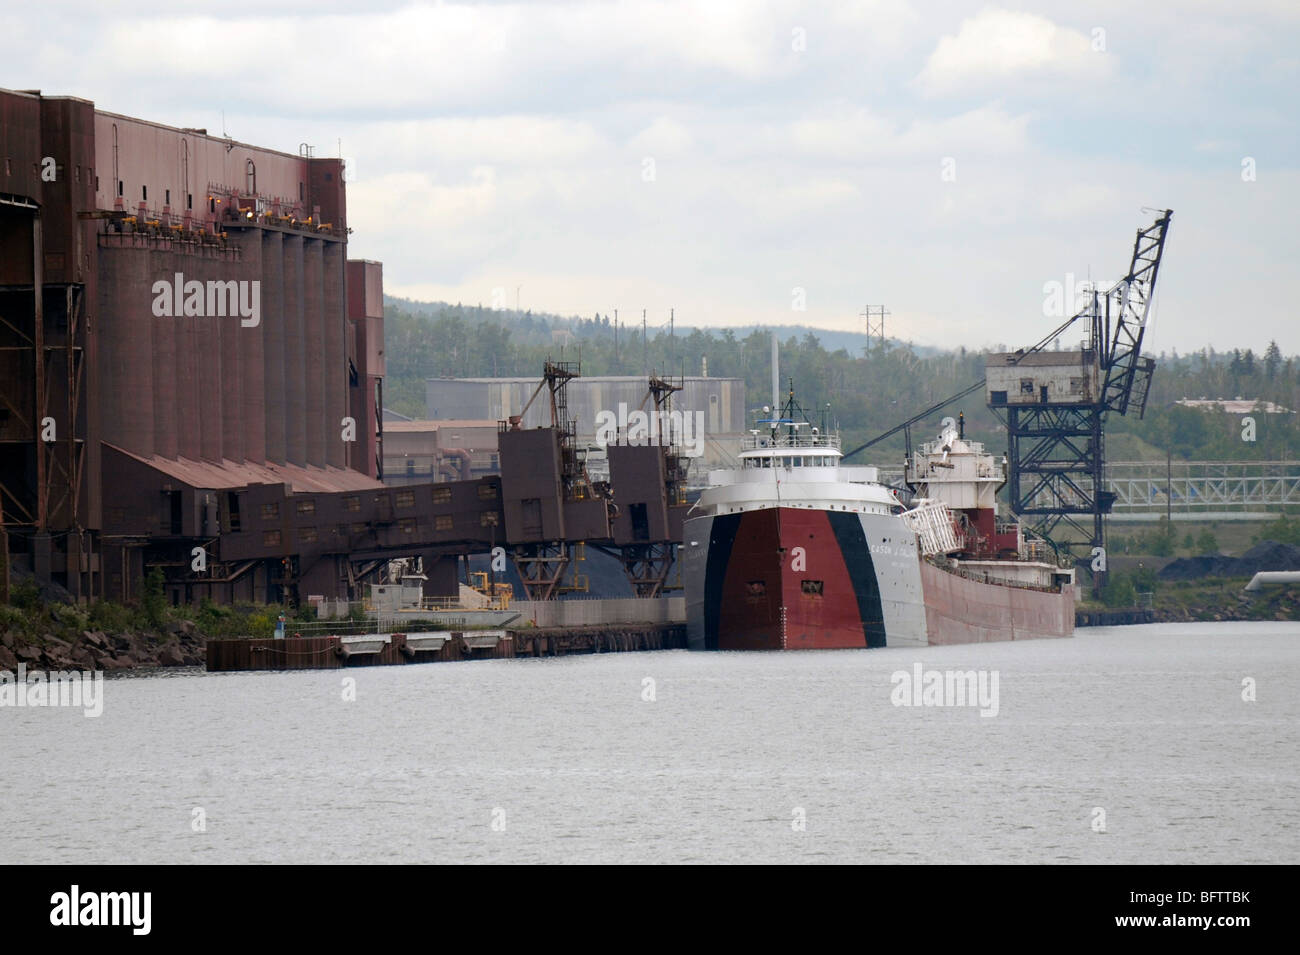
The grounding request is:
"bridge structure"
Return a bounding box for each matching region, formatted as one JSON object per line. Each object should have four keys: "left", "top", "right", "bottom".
{"left": 1102, "top": 460, "right": 1300, "bottom": 522}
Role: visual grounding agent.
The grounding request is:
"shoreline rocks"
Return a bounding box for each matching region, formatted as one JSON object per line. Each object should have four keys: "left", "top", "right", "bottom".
{"left": 0, "top": 625, "right": 206, "bottom": 673}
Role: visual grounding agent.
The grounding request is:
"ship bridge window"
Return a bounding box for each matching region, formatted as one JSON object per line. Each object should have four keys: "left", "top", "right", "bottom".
{"left": 761, "top": 457, "right": 771, "bottom": 468}
{"left": 790, "top": 456, "right": 802, "bottom": 467}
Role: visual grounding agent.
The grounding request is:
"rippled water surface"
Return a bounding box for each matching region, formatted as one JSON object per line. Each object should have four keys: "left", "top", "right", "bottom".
{"left": 2, "top": 622, "right": 1297, "bottom": 864}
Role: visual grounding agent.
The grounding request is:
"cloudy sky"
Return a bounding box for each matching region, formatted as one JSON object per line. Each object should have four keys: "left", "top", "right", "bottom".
{"left": 9, "top": 1, "right": 1299, "bottom": 352}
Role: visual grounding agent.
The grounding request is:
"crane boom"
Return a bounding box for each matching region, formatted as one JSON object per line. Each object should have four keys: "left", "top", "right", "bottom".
{"left": 1097, "top": 209, "right": 1172, "bottom": 417}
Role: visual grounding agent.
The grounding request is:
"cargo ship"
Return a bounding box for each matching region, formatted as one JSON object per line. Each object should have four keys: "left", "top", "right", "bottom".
{"left": 682, "top": 388, "right": 1075, "bottom": 649}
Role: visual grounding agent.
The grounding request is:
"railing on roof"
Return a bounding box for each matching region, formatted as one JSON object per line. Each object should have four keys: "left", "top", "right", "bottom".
{"left": 741, "top": 430, "right": 841, "bottom": 452}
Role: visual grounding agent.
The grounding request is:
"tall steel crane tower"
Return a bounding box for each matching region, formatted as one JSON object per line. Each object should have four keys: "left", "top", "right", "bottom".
{"left": 986, "top": 209, "right": 1173, "bottom": 564}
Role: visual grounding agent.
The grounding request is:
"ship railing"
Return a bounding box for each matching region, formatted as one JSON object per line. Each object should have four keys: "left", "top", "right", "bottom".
{"left": 421, "top": 595, "right": 512, "bottom": 611}
{"left": 741, "top": 431, "right": 841, "bottom": 452}
{"left": 932, "top": 558, "right": 1060, "bottom": 594}
{"left": 1021, "top": 538, "right": 1052, "bottom": 563}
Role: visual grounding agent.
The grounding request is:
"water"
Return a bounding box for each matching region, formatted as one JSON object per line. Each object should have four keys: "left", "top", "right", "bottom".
{"left": 2, "top": 622, "right": 1296, "bottom": 864}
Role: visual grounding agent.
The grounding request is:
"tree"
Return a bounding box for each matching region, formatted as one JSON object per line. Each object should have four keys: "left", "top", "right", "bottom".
{"left": 1196, "top": 529, "right": 1219, "bottom": 553}
{"left": 1265, "top": 340, "right": 1282, "bottom": 381}
{"left": 140, "top": 567, "right": 166, "bottom": 629}
{"left": 1102, "top": 572, "right": 1137, "bottom": 608}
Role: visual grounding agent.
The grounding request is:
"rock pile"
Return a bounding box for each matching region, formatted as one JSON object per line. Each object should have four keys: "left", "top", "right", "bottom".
{"left": 1157, "top": 540, "right": 1300, "bottom": 581}
{"left": 0, "top": 620, "right": 204, "bottom": 673}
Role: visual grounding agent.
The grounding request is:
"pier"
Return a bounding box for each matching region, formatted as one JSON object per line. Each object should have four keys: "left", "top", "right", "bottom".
{"left": 205, "top": 623, "right": 686, "bottom": 672}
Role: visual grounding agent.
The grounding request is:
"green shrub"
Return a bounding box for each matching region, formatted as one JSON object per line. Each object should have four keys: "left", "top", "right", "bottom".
{"left": 1102, "top": 572, "right": 1137, "bottom": 608}
{"left": 88, "top": 600, "right": 134, "bottom": 633}
{"left": 140, "top": 568, "right": 167, "bottom": 629}
{"left": 1132, "top": 565, "right": 1158, "bottom": 593}
{"left": 49, "top": 602, "right": 89, "bottom": 635}
{"left": 0, "top": 604, "right": 28, "bottom": 631}
{"left": 10, "top": 579, "right": 41, "bottom": 611}
{"left": 244, "top": 609, "right": 277, "bottom": 640}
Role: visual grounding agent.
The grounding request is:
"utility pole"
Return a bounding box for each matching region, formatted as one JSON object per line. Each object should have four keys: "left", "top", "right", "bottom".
{"left": 1170, "top": 446, "right": 1180, "bottom": 522}
{"left": 861, "top": 305, "right": 891, "bottom": 349}
{"left": 614, "top": 309, "right": 619, "bottom": 368}
{"left": 642, "top": 308, "right": 647, "bottom": 373}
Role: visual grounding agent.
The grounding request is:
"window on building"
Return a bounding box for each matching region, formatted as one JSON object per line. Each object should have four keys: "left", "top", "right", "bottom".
{"left": 395, "top": 489, "right": 415, "bottom": 508}
{"left": 433, "top": 487, "right": 452, "bottom": 504}
{"left": 435, "top": 515, "right": 454, "bottom": 531}
{"left": 296, "top": 499, "right": 315, "bottom": 515}
{"left": 480, "top": 511, "right": 500, "bottom": 527}
{"left": 300, "top": 527, "right": 318, "bottom": 543}
{"left": 343, "top": 495, "right": 360, "bottom": 512}
{"left": 261, "top": 502, "right": 279, "bottom": 520}
{"left": 262, "top": 530, "right": 281, "bottom": 547}
{"left": 399, "top": 518, "right": 416, "bottom": 534}
{"left": 477, "top": 484, "right": 498, "bottom": 500}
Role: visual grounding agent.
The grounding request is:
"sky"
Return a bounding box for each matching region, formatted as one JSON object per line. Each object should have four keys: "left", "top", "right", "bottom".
{"left": 7, "top": 1, "right": 1299, "bottom": 353}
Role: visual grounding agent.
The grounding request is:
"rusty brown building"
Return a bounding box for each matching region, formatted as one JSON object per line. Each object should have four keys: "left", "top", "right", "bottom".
{"left": 1, "top": 89, "right": 689, "bottom": 608}
{"left": 0, "top": 88, "right": 394, "bottom": 604}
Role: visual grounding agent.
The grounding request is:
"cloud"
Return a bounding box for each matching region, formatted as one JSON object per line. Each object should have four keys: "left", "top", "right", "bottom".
{"left": 786, "top": 104, "right": 1032, "bottom": 162}
{"left": 5, "top": 0, "right": 1298, "bottom": 353}
{"left": 628, "top": 117, "right": 694, "bottom": 158}
{"left": 915, "top": 8, "right": 1110, "bottom": 98}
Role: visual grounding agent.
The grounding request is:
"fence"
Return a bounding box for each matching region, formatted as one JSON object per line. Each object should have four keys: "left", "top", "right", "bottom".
{"left": 510, "top": 597, "right": 686, "bottom": 628}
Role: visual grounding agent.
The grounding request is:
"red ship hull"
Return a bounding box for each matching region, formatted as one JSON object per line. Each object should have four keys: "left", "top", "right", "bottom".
{"left": 684, "top": 506, "right": 1073, "bottom": 650}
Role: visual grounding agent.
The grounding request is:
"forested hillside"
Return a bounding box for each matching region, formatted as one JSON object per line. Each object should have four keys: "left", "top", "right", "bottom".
{"left": 383, "top": 298, "right": 1300, "bottom": 463}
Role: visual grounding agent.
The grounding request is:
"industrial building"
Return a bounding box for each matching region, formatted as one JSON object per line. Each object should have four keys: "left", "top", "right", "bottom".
{"left": 383, "top": 419, "right": 500, "bottom": 485}
{"left": 0, "top": 87, "right": 389, "bottom": 604}
{"left": 1, "top": 88, "right": 692, "bottom": 607}
{"left": 427, "top": 374, "right": 745, "bottom": 472}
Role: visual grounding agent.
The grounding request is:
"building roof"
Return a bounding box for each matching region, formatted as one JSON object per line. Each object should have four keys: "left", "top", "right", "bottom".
{"left": 107, "top": 445, "right": 384, "bottom": 492}
{"left": 1176, "top": 399, "right": 1294, "bottom": 414}
{"left": 426, "top": 375, "right": 742, "bottom": 384}
{"left": 384, "top": 419, "right": 500, "bottom": 433}
{"left": 986, "top": 350, "right": 1092, "bottom": 368}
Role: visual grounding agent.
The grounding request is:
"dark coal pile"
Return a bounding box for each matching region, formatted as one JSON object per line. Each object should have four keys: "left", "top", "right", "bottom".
{"left": 1157, "top": 540, "right": 1300, "bottom": 580}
